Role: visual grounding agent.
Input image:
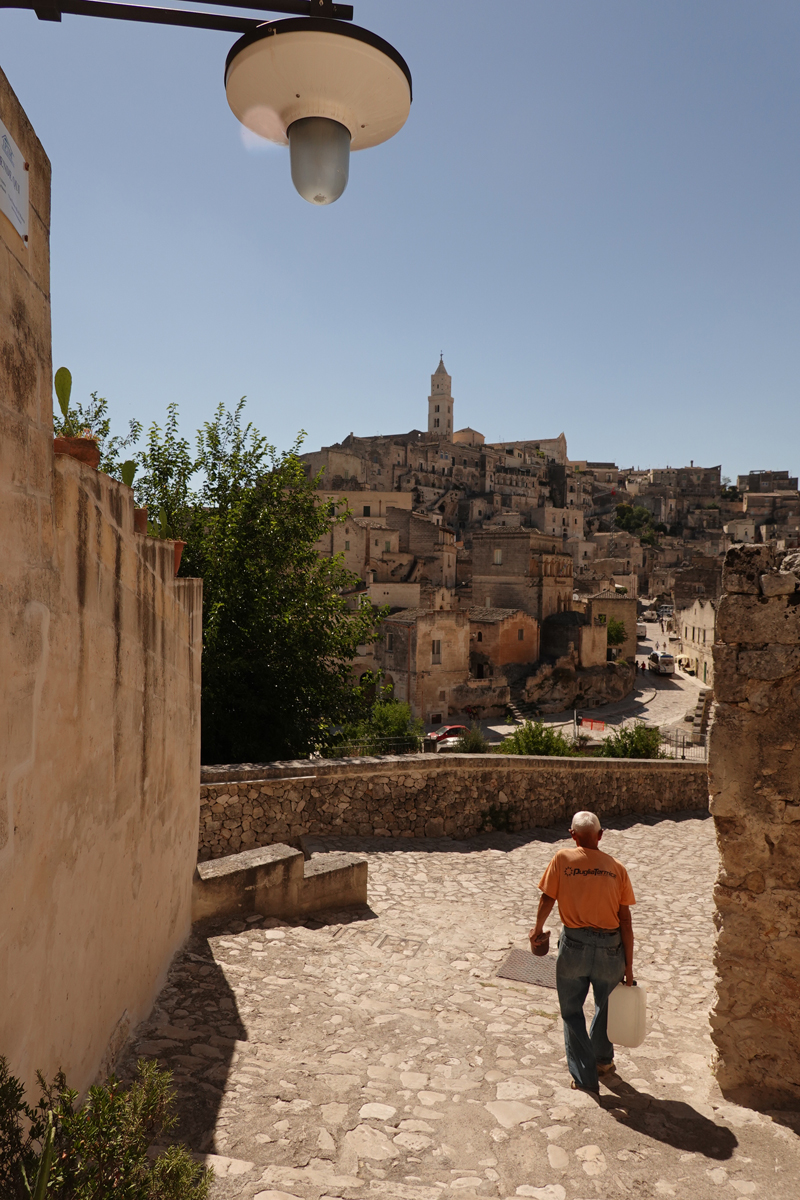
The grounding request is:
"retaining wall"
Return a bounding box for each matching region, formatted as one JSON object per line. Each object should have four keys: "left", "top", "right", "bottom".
{"left": 199, "top": 755, "right": 709, "bottom": 861}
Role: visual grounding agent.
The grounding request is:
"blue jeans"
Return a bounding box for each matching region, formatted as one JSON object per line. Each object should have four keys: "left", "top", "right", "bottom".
{"left": 556, "top": 926, "right": 626, "bottom": 1092}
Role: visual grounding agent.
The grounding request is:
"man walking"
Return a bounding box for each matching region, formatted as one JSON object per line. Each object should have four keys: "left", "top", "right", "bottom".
{"left": 530, "top": 811, "right": 635, "bottom": 1094}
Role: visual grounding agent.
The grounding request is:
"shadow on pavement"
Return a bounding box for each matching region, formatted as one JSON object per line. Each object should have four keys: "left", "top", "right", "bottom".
{"left": 601, "top": 1075, "right": 738, "bottom": 1159}
{"left": 303, "top": 809, "right": 712, "bottom": 859}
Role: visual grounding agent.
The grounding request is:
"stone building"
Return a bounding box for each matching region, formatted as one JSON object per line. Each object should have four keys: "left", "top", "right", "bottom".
{"left": 468, "top": 607, "right": 540, "bottom": 681}
{"left": 375, "top": 608, "right": 472, "bottom": 723}
{"left": 428, "top": 356, "right": 454, "bottom": 439}
{"left": 586, "top": 591, "right": 638, "bottom": 664}
{"left": 677, "top": 597, "right": 717, "bottom": 686}
{"left": 471, "top": 528, "right": 573, "bottom": 621}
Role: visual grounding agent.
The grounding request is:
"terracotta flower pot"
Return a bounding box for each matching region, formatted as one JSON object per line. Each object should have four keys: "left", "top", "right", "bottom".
{"left": 173, "top": 540, "right": 186, "bottom": 575}
{"left": 54, "top": 436, "right": 100, "bottom": 470}
{"left": 133, "top": 507, "right": 148, "bottom": 535}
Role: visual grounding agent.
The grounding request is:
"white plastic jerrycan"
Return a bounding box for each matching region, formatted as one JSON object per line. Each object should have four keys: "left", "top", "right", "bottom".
{"left": 607, "top": 981, "right": 647, "bottom": 1048}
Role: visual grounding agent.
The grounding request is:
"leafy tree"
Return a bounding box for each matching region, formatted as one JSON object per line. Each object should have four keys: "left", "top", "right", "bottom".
{"left": 597, "top": 723, "right": 664, "bottom": 759}
{"left": 137, "top": 401, "right": 380, "bottom": 762}
{"left": 0, "top": 1057, "right": 210, "bottom": 1199}
{"left": 134, "top": 402, "right": 196, "bottom": 541}
{"left": 53, "top": 367, "right": 141, "bottom": 480}
{"left": 606, "top": 618, "right": 626, "bottom": 647}
{"left": 500, "top": 720, "right": 575, "bottom": 757}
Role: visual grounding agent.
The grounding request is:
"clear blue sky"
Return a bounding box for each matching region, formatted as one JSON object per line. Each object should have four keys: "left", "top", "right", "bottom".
{"left": 2, "top": 0, "right": 799, "bottom": 478}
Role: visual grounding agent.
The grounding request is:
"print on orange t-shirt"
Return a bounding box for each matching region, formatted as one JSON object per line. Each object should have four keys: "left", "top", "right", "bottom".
{"left": 538, "top": 846, "right": 636, "bottom": 931}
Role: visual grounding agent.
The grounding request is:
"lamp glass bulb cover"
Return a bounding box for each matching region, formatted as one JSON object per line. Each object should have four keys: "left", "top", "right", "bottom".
{"left": 288, "top": 117, "right": 351, "bottom": 205}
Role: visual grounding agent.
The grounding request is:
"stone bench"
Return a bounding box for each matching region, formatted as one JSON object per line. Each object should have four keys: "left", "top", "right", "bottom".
{"left": 191, "top": 844, "right": 367, "bottom": 923}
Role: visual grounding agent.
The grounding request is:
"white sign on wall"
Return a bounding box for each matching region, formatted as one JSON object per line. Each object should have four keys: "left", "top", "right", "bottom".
{"left": 0, "top": 119, "right": 29, "bottom": 243}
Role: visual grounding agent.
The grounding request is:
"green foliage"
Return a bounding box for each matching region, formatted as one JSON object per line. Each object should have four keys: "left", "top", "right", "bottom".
{"left": 597, "top": 722, "right": 664, "bottom": 759}
{"left": 500, "top": 720, "right": 576, "bottom": 757}
{"left": 134, "top": 402, "right": 195, "bottom": 543}
{"left": 606, "top": 617, "right": 626, "bottom": 647}
{"left": 52, "top": 368, "right": 141, "bottom": 478}
{"left": 136, "top": 400, "right": 380, "bottom": 762}
{"left": 335, "top": 694, "right": 423, "bottom": 756}
{"left": 0, "top": 1057, "right": 210, "bottom": 1200}
{"left": 615, "top": 503, "right": 660, "bottom": 547}
{"left": 456, "top": 723, "right": 491, "bottom": 753}
{"left": 720, "top": 485, "right": 740, "bottom": 501}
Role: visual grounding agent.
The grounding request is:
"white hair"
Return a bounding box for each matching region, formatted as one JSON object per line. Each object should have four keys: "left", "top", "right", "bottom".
{"left": 570, "top": 811, "right": 601, "bottom": 834}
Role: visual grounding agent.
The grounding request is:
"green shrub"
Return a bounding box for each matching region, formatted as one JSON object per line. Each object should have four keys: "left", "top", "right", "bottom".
{"left": 606, "top": 618, "right": 626, "bottom": 647}
{"left": 333, "top": 695, "right": 423, "bottom": 756}
{"left": 0, "top": 1056, "right": 211, "bottom": 1200}
{"left": 500, "top": 720, "right": 576, "bottom": 757}
{"left": 456, "top": 723, "right": 492, "bottom": 753}
{"left": 597, "top": 723, "right": 664, "bottom": 759}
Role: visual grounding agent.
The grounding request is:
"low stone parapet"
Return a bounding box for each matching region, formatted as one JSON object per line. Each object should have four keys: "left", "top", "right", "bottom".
{"left": 198, "top": 755, "right": 708, "bottom": 862}
{"left": 191, "top": 844, "right": 367, "bottom": 922}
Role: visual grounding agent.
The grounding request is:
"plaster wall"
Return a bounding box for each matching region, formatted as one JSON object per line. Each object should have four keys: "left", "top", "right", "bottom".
{"left": 0, "top": 68, "right": 202, "bottom": 1098}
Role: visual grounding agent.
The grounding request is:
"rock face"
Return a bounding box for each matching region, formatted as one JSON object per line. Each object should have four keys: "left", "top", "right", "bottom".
{"left": 709, "top": 543, "right": 800, "bottom": 1108}
{"left": 524, "top": 659, "right": 636, "bottom": 714}
{"left": 197, "top": 755, "right": 708, "bottom": 861}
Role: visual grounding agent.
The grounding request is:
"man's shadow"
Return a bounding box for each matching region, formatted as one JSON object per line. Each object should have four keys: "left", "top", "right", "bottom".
{"left": 600, "top": 1076, "right": 738, "bottom": 1160}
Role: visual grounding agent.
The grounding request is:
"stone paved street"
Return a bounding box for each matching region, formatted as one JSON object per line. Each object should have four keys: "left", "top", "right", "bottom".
{"left": 121, "top": 811, "right": 800, "bottom": 1200}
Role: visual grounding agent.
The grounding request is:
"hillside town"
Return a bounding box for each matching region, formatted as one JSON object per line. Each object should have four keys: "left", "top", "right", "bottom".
{"left": 304, "top": 358, "right": 800, "bottom": 723}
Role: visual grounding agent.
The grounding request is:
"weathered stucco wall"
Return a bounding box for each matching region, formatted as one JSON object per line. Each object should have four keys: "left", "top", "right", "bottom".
{"left": 0, "top": 67, "right": 202, "bottom": 1098}
{"left": 198, "top": 756, "right": 708, "bottom": 860}
{"left": 709, "top": 543, "right": 800, "bottom": 1107}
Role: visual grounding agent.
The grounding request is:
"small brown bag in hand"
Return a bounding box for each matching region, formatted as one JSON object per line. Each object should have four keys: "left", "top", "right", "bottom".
{"left": 530, "top": 931, "right": 550, "bottom": 957}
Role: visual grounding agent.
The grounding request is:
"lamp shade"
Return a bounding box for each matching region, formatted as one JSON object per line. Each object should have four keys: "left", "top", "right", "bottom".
{"left": 225, "top": 18, "right": 412, "bottom": 153}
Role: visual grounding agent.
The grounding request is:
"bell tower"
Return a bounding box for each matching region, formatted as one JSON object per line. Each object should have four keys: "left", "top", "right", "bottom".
{"left": 427, "top": 356, "right": 453, "bottom": 439}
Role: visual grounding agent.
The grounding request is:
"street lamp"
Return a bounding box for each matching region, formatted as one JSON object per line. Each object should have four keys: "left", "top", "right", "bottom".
{"left": 1, "top": 0, "right": 412, "bottom": 204}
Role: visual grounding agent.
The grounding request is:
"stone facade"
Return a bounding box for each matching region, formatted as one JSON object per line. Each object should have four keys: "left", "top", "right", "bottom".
{"left": 0, "top": 69, "right": 202, "bottom": 1099}
{"left": 198, "top": 755, "right": 708, "bottom": 861}
{"left": 709, "top": 543, "right": 800, "bottom": 1107}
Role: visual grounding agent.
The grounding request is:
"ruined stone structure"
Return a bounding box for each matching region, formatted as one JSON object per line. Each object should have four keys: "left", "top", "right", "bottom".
{"left": 710, "top": 543, "right": 800, "bottom": 1107}
{"left": 198, "top": 756, "right": 708, "bottom": 860}
{"left": 0, "top": 68, "right": 202, "bottom": 1098}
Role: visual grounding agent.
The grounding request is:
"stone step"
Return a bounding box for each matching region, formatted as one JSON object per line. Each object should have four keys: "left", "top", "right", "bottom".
{"left": 192, "top": 844, "right": 367, "bottom": 923}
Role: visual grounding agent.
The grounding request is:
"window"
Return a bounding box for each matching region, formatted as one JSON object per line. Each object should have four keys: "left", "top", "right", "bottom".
{"left": 435, "top": 404, "right": 440, "bottom": 412}
{"left": 431, "top": 640, "right": 442, "bottom": 664}
{"left": 387, "top": 633, "right": 394, "bottom": 653}
{"left": 493, "top": 548, "right": 503, "bottom": 565}
{"left": 363, "top": 505, "right": 371, "bottom": 517}
{"left": 518, "top": 628, "right": 524, "bottom": 641}
{"left": 345, "top": 540, "right": 350, "bottom": 551}
{"left": 434, "top": 418, "right": 440, "bottom": 428}
{"left": 477, "top": 631, "right": 483, "bottom": 642}
{"left": 385, "top": 540, "right": 391, "bottom": 552}
{"left": 375, "top": 539, "right": 379, "bottom": 547}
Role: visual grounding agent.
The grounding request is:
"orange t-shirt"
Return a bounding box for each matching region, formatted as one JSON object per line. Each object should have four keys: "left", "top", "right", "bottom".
{"left": 538, "top": 846, "right": 635, "bottom": 931}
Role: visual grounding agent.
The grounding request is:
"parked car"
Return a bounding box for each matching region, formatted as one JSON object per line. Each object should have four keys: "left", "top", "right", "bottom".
{"left": 648, "top": 651, "right": 675, "bottom": 675}
{"left": 643, "top": 610, "right": 659, "bottom": 622}
{"left": 429, "top": 724, "right": 468, "bottom": 750}
{"left": 636, "top": 622, "right": 647, "bottom": 638}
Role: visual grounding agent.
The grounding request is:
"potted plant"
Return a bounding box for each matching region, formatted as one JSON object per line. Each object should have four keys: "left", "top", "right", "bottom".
{"left": 52, "top": 367, "right": 101, "bottom": 469}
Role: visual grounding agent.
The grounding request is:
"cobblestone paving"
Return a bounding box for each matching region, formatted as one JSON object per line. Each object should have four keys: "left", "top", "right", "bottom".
{"left": 121, "top": 812, "right": 800, "bottom": 1200}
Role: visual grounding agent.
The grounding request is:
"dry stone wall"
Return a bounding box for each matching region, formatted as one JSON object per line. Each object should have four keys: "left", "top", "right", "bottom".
{"left": 199, "top": 756, "right": 708, "bottom": 861}
{"left": 710, "top": 544, "right": 800, "bottom": 1108}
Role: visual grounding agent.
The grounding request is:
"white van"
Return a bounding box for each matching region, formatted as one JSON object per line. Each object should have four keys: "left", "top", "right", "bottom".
{"left": 648, "top": 651, "right": 675, "bottom": 675}
{"left": 636, "top": 622, "right": 647, "bottom": 639}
